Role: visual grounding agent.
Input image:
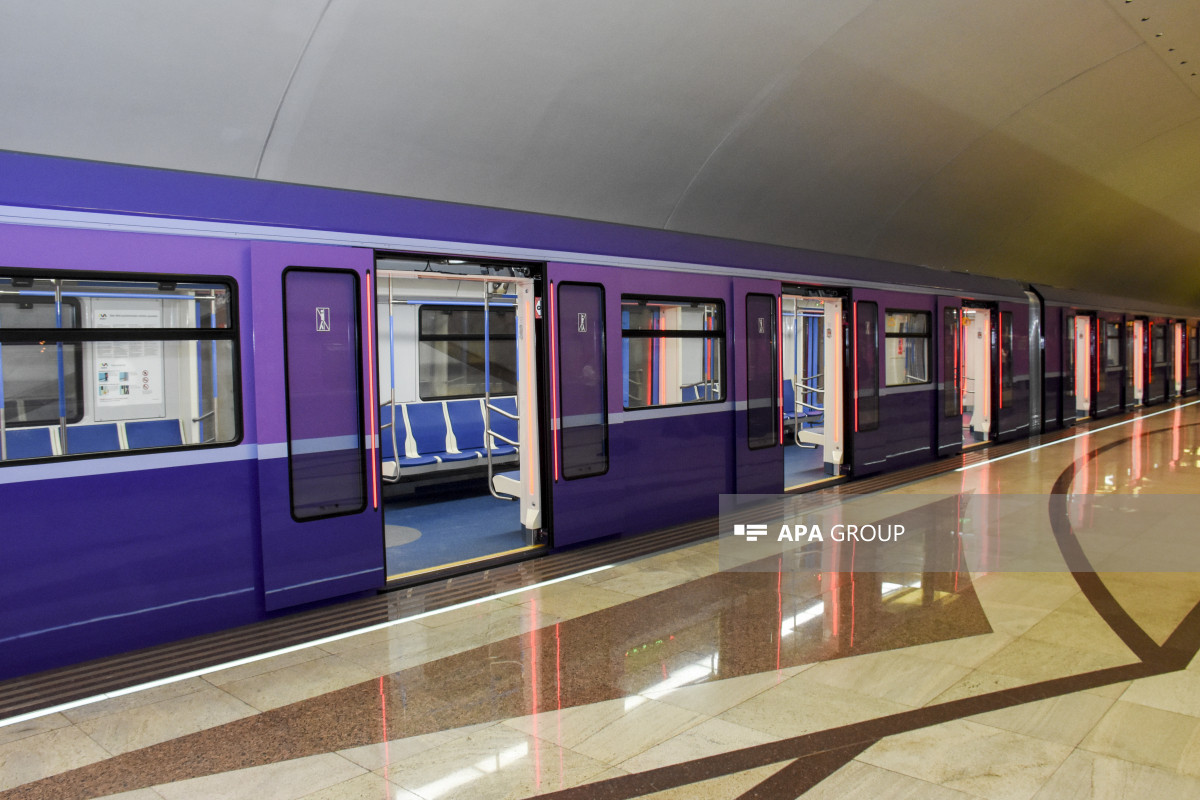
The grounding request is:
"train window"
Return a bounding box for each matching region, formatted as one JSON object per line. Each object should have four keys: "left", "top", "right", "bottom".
{"left": 1064, "top": 314, "right": 1076, "bottom": 402}
{"left": 745, "top": 294, "right": 778, "bottom": 449}
{"left": 557, "top": 283, "right": 608, "bottom": 478}
{"left": 1190, "top": 325, "right": 1198, "bottom": 365}
{"left": 1104, "top": 322, "right": 1121, "bottom": 369}
{"left": 1000, "top": 311, "right": 1014, "bottom": 407}
{"left": 1153, "top": 324, "right": 1167, "bottom": 366}
{"left": 0, "top": 273, "right": 238, "bottom": 463}
{"left": 417, "top": 305, "right": 517, "bottom": 400}
{"left": 855, "top": 301, "right": 879, "bottom": 431}
{"left": 884, "top": 310, "right": 930, "bottom": 386}
{"left": 0, "top": 296, "right": 85, "bottom": 427}
{"left": 621, "top": 297, "right": 724, "bottom": 410}
{"left": 943, "top": 307, "right": 960, "bottom": 417}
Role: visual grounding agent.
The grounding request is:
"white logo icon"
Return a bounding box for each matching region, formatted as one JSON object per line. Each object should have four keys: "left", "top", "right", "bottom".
{"left": 578, "top": 313, "right": 587, "bottom": 332}
{"left": 316, "top": 307, "right": 331, "bottom": 332}
{"left": 734, "top": 523, "right": 768, "bottom": 543}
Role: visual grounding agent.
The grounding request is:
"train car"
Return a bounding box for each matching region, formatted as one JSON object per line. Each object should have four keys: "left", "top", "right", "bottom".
{"left": 1, "top": 151, "right": 1197, "bottom": 681}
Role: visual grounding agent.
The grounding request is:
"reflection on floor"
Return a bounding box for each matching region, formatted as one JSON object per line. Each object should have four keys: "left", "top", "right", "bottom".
{"left": 784, "top": 441, "right": 826, "bottom": 487}
{"left": 385, "top": 488, "right": 525, "bottom": 575}
{"left": 5, "top": 401, "right": 1200, "bottom": 800}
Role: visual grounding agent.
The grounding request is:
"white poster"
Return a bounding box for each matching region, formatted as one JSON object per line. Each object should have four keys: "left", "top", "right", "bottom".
{"left": 92, "top": 300, "right": 167, "bottom": 420}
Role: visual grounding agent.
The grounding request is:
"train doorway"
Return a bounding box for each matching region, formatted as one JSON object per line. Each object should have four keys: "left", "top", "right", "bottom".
{"left": 781, "top": 291, "right": 844, "bottom": 489}
{"left": 961, "top": 305, "right": 993, "bottom": 446}
{"left": 1074, "top": 314, "right": 1094, "bottom": 418}
{"left": 375, "top": 256, "right": 544, "bottom": 579}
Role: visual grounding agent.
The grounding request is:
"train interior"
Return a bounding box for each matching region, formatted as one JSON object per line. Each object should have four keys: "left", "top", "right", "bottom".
{"left": 781, "top": 293, "right": 843, "bottom": 489}
{"left": 374, "top": 257, "right": 543, "bottom": 579}
{"left": 0, "top": 275, "right": 238, "bottom": 463}
{"left": 961, "top": 305, "right": 992, "bottom": 447}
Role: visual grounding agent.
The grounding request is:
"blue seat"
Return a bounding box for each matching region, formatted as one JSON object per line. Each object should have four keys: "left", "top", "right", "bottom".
{"left": 488, "top": 396, "right": 518, "bottom": 455}
{"left": 783, "top": 382, "right": 797, "bottom": 421}
{"left": 380, "top": 405, "right": 438, "bottom": 468}
{"left": 4, "top": 427, "right": 56, "bottom": 460}
{"left": 125, "top": 419, "right": 184, "bottom": 449}
{"left": 64, "top": 423, "right": 121, "bottom": 455}
{"left": 446, "top": 399, "right": 489, "bottom": 458}
{"left": 405, "top": 403, "right": 478, "bottom": 462}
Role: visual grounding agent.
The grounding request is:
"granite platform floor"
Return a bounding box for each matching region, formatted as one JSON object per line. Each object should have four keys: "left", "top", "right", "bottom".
{"left": 4, "top": 402, "right": 1200, "bottom": 799}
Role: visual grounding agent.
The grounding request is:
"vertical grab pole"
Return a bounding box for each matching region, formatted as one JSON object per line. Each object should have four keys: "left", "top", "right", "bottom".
{"left": 195, "top": 300, "right": 204, "bottom": 443}
{"left": 55, "top": 279, "right": 68, "bottom": 453}
{"left": 211, "top": 297, "right": 219, "bottom": 442}
{"left": 387, "top": 275, "right": 399, "bottom": 476}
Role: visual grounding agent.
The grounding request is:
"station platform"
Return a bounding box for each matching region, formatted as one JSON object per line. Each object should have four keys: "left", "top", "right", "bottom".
{"left": 4, "top": 401, "right": 1200, "bottom": 799}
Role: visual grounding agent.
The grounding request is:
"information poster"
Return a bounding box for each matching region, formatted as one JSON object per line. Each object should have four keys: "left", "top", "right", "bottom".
{"left": 93, "top": 300, "right": 167, "bottom": 421}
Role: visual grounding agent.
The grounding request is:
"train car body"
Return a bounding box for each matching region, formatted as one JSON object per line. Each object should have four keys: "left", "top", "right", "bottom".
{"left": 1, "top": 152, "right": 1197, "bottom": 681}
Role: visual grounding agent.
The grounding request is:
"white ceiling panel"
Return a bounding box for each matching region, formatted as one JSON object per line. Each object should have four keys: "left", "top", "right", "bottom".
{"left": 2, "top": 0, "right": 1200, "bottom": 304}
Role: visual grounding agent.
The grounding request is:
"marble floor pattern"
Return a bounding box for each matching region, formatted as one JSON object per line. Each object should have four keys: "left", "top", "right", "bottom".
{"left": 3, "top": 403, "right": 1200, "bottom": 799}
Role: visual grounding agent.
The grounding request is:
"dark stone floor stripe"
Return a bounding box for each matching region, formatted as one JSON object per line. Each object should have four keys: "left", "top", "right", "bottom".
{"left": 733, "top": 742, "right": 876, "bottom": 800}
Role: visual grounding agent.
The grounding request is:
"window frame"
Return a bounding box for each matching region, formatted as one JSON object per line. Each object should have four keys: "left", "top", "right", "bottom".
{"left": 415, "top": 302, "right": 518, "bottom": 401}
{"left": 745, "top": 293, "right": 779, "bottom": 450}
{"left": 556, "top": 281, "right": 609, "bottom": 479}
{"left": 883, "top": 308, "right": 932, "bottom": 387}
{"left": 0, "top": 267, "right": 242, "bottom": 465}
{"left": 855, "top": 300, "right": 880, "bottom": 432}
{"left": 619, "top": 294, "right": 726, "bottom": 412}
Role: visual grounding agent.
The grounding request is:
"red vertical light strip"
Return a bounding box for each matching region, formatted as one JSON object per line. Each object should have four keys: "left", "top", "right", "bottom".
{"left": 365, "top": 272, "right": 378, "bottom": 510}
{"left": 530, "top": 598, "right": 541, "bottom": 790}
{"left": 378, "top": 677, "right": 390, "bottom": 788}
{"left": 555, "top": 622, "right": 564, "bottom": 788}
{"left": 777, "top": 297, "right": 784, "bottom": 445}
{"left": 852, "top": 301, "right": 860, "bottom": 432}
{"left": 776, "top": 557, "right": 783, "bottom": 672}
{"left": 549, "top": 281, "right": 560, "bottom": 482}
{"left": 849, "top": 542, "right": 857, "bottom": 650}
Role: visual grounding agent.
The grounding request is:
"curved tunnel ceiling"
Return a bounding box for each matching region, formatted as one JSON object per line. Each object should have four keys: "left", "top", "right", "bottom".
{"left": 3, "top": 0, "right": 1200, "bottom": 305}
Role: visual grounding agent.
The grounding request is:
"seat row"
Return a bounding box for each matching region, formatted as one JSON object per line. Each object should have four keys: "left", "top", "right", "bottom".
{"left": 0, "top": 419, "right": 186, "bottom": 460}
{"left": 381, "top": 397, "right": 518, "bottom": 478}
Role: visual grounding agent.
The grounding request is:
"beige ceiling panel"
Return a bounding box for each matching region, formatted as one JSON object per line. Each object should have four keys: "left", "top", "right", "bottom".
{"left": 0, "top": 0, "right": 326, "bottom": 175}
{"left": 257, "top": 0, "right": 874, "bottom": 226}
{"left": 820, "top": 0, "right": 1139, "bottom": 128}
{"left": 1000, "top": 45, "right": 1200, "bottom": 174}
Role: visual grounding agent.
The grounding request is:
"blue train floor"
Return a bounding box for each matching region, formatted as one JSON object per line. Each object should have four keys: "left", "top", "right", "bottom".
{"left": 784, "top": 441, "right": 827, "bottom": 487}
{"left": 384, "top": 490, "right": 526, "bottom": 575}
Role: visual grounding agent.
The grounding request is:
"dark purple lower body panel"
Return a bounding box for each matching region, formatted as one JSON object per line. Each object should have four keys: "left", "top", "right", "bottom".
{"left": 0, "top": 459, "right": 264, "bottom": 680}
{"left": 551, "top": 410, "right": 734, "bottom": 547}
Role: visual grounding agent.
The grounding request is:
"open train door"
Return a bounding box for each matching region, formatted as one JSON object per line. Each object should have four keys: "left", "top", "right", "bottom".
{"left": 1074, "top": 314, "right": 1094, "bottom": 418}
{"left": 732, "top": 278, "right": 783, "bottom": 493}
{"left": 251, "top": 242, "right": 384, "bottom": 611}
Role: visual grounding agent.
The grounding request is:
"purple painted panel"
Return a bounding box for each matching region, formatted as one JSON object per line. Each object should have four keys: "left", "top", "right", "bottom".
{"left": 283, "top": 269, "right": 365, "bottom": 519}
{"left": 996, "top": 300, "right": 1031, "bottom": 440}
{"left": 548, "top": 262, "right": 737, "bottom": 547}
{"left": 0, "top": 460, "right": 262, "bottom": 680}
{"left": 935, "top": 296, "right": 963, "bottom": 457}
{"left": 734, "top": 279, "right": 783, "bottom": 495}
{"left": 0, "top": 151, "right": 1033, "bottom": 299}
{"left": 250, "top": 242, "right": 382, "bottom": 612}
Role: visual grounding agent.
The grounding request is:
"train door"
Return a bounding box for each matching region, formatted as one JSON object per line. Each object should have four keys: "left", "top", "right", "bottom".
{"left": 734, "top": 279, "right": 783, "bottom": 494}
{"left": 1026, "top": 292, "right": 1043, "bottom": 435}
{"left": 1148, "top": 321, "right": 1167, "bottom": 405}
{"left": 961, "top": 304, "right": 994, "bottom": 446}
{"left": 1074, "top": 314, "right": 1094, "bottom": 418}
{"left": 1127, "top": 319, "right": 1144, "bottom": 408}
{"left": 781, "top": 289, "right": 845, "bottom": 489}
{"left": 935, "top": 297, "right": 963, "bottom": 457}
{"left": 374, "top": 256, "right": 543, "bottom": 579}
{"left": 1062, "top": 311, "right": 1076, "bottom": 427}
{"left": 1188, "top": 324, "right": 1199, "bottom": 395}
{"left": 252, "top": 242, "right": 384, "bottom": 611}
{"left": 1095, "top": 316, "right": 1122, "bottom": 417}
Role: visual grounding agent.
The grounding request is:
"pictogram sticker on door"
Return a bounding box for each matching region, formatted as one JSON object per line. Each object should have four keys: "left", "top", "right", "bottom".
{"left": 316, "top": 307, "right": 331, "bottom": 332}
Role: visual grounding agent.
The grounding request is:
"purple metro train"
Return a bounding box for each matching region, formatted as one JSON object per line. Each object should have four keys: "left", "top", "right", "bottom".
{"left": 1, "top": 151, "right": 1197, "bottom": 681}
